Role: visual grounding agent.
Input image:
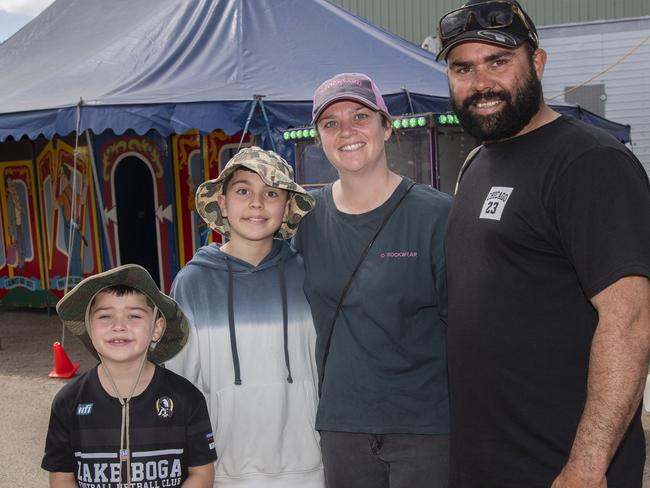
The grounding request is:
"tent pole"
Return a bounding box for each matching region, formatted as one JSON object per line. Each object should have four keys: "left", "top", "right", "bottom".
{"left": 402, "top": 87, "right": 415, "bottom": 114}
{"left": 63, "top": 99, "right": 83, "bottom": 299}
{"left": 59, "top": 99, "right": 83, "bottom": 345}
{"left": 239, "top": 98, "right": 259, "bottom": 150}
{"left": 258, "top": 98, "right": 277, "bottom": 153}
{"left": 85, "top": 130, "right": 113, "bottom": 269}
{"left": 196, "top": 131, "right": 210, "bottom": 247}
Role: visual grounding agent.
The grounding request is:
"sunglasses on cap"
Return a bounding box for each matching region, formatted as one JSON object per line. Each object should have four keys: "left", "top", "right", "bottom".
{"left": 439, "top": 0, "right": 535, "bottom": 44}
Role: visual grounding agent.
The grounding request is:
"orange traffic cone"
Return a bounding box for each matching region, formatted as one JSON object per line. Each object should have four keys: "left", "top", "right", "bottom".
{"left": 48, "top": 341, "right": 80, "bottom": 379}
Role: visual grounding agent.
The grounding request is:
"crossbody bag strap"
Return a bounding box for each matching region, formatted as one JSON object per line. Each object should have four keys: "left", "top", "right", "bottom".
{"left": 318, "top": 181, "right": 416, "bottom": 397}
{"left": 454, "top": 145, "right": 482, "bottom": 195}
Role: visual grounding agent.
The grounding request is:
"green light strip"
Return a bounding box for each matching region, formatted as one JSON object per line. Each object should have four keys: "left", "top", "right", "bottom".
{"left": 437, "top": 114, "right": 460, "bottom": 125}
{"left": 283, "top": 113, "right": 461, "bottom": 140}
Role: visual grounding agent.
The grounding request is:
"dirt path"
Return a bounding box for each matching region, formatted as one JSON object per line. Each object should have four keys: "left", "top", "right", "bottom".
{"left": 1, "top": 308, "right": 649, "bottom": 486}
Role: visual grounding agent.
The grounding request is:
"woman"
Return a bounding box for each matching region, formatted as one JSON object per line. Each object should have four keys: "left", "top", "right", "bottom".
{"left": 293, "top": 73, "right": 452, "bottom": 488}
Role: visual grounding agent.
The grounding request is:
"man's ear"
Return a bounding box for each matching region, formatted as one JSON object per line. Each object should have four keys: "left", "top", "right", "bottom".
{"left": 532, "top": 48, "right": 547, "bottom": 80}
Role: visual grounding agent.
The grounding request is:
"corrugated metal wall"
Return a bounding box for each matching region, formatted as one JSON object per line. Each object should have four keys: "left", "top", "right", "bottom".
{"left": 331, "top": 0, "right": 454, "bottom": 45}
{"left": 539, "top": 18, "right": 650, "bottom": 174}
{"left": 333, "top": 0, "right": 650, "bottom": 46}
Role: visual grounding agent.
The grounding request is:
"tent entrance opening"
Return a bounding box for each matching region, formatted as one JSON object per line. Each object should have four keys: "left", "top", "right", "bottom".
{"left": 115, "top": 156, "right": 160, "bottom": 286}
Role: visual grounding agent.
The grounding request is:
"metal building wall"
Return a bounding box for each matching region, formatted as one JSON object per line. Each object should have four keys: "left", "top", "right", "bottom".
{"left": 331, "top": 0, "right": 455, "bottom": 46}
{"left": 333, "top": 0, "right": 650, "bottom": 46}
{"left": 539, "top": 18, "right": 650, "bottom": 175}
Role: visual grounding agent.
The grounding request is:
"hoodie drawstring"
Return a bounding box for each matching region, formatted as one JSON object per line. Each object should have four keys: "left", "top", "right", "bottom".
{"left": 226, "top": 258, "right": 243, "bottom": 385}
{"left": 225, "top": 254, "right": 293, "bottom": 385}
{"left": 277, "top": 258, "right": 293, "bottom": 384}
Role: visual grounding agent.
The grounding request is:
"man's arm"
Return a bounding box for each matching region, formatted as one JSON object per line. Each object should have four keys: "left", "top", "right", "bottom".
{"left": 552, "top": 275, "right": 650, "bottom": 488}
{"left": 181, "top": 463, "right": 214, "bottom": 487}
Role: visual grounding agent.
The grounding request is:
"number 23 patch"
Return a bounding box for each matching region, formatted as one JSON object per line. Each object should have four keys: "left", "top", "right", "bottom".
{"left": 479, "top": 187, "right": 513, "bottom": 221}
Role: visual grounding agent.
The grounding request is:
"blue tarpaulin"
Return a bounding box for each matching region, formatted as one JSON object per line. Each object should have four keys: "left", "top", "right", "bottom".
{"left": 0, "top": 0, "right": 630, "bottom": 143}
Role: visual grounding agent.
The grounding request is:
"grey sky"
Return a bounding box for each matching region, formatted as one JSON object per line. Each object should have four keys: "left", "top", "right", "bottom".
{"left": 0, "top": 0, "right": 54, "bottom": 42}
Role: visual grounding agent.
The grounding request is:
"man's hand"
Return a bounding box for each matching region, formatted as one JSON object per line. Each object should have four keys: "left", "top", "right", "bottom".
{"left": 551, "top": 464, "right": 607, "bottom": 488}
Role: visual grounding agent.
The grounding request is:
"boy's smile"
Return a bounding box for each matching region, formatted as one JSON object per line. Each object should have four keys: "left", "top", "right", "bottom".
{"left": 89, "top": 291, "right": 164, "bottom": 366}
{"left": 217, "top": 169, "right": 289, "bottom": 247}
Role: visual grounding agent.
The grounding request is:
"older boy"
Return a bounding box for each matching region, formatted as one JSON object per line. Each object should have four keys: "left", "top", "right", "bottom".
{"left": 166, "top": 147, "right": 324, "bottom": 487}
{"left": 42, "top": 264, "right": 216, "bottom": 487}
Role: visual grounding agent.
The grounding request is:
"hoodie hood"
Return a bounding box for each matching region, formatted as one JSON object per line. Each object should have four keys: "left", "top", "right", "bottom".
{"left": 187, "top": 239, "right": 293, "bottom": 273}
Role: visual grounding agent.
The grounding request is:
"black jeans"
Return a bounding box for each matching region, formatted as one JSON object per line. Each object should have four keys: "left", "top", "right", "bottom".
{"left": 320, "top": 431, "right": 449, "bottom": 488}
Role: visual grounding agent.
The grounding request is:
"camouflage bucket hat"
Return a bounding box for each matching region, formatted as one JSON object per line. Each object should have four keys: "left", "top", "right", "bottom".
{"left": 56, "top": 264, "right": 189, "bottom": 364}
{"left": 196, "top": 146, "right": 315, "bottom": 240}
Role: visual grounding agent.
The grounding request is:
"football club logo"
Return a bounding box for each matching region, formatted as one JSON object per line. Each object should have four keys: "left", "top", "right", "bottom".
{"left": 207, "top": 432, "right": 215, "bottom": 450}
{"left": 156, "top": 396, "right": 174, "bottom": 418}
{"left": 76, "top": 403, "right": 94, "bottom": 416}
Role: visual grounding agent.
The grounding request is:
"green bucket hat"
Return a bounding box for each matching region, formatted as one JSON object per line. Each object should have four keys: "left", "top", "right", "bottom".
{"left": 55, "top": 264, "right": 189, "bottom": 364}
{"left": 195, "top": 146, "right": 315, "bottom": 240}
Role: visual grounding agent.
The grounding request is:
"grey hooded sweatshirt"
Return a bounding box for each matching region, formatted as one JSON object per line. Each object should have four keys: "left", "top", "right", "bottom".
{"left": 165, "top": 240, "right": 324, "bottom": 487}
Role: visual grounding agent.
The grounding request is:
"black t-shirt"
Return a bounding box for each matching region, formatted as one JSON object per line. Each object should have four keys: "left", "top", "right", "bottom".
{"left": 294, "top": 177, "right": 452, "bottom": 434}
{"left": 445, "top": 116, "right": 650, "bottom": 487}
{"left": 42, "top": 364, "right": 216, "bottom": 486}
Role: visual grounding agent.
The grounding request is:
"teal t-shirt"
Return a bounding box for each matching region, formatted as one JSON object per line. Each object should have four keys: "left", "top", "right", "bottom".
{"left": 293, "top": 177, "right": 451, "bottom": 434}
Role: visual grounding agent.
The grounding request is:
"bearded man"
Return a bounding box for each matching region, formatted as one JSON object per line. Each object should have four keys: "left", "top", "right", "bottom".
{"left": 439, "top": 1, "right": 650, "bottom": 487}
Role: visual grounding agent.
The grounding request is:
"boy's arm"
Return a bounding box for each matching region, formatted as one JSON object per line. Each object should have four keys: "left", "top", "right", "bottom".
{"left": 43, "top": 390, "right": 77, "bottom": 481}
{"left": 182, "top": 386, "right": 217, "bottom": 484}
{"left": 165, "top": 272, "right": 204, "bottom": 389}
{"left": 181, "top": 463, "right": 215, "bottom": 487}
{"left": 49, "top": 472, "right": 77, "bottom": 488}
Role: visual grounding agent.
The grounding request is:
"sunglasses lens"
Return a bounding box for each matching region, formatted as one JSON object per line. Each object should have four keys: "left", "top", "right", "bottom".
{"left": 439, "top": 2, "right": 514, "bottom": 40}
{"left": 475, "top": 4, "right": 514, "bottom": 27}
{"left": 440, "top": 10, "right": 472, "bottom": 40}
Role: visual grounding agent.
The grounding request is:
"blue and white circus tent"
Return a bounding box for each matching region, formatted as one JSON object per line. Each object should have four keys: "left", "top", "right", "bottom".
{"left": 0, "top": 0, "right": 630, "bottom": 146}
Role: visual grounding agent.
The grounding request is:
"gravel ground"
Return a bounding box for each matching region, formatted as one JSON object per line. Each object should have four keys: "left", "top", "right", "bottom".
{"left": 0, "top": 308, "right": 96, "bottom": 487}
{"left": 1, "top": 308, "right": 649, "bottom": 486}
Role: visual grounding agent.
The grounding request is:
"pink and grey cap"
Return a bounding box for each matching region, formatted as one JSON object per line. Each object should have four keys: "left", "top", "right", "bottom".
{"left": 311, "top": 73, "right": 390, "bottom": 125}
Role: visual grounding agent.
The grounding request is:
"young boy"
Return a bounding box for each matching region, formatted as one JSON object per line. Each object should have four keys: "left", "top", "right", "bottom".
{"left": 42, "top": 264, "right": 217, "bottom": 487}
{"left": 165, "top": 146, "right": 324, "bottom": 487}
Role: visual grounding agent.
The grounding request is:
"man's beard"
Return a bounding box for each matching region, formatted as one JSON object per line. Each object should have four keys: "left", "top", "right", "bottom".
{"left": 450, "top": 63, "right": 543, "bottom": 142}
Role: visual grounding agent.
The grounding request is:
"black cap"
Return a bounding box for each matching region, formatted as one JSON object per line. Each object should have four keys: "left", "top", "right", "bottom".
{"left": 437, "top": 0, "right": 538, "bottom": 62}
